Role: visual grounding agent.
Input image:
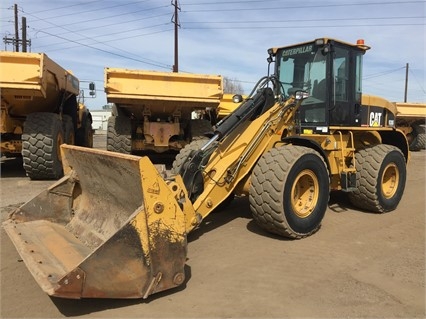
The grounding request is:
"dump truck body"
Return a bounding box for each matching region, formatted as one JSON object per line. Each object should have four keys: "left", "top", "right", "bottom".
{"left": 3, "top": 38, "right": 409, "bottom": 300}
{"left": 0, "top": 51, "right": 93, "bottom": 179}
{"left": 394, "top": 102, "right": 426, "bottom": 150}
{"left": 0, "top": 52, "right": 79, "bottom": 115}
{"left": 105, "top": 68, "right": 223, "bottom": 153}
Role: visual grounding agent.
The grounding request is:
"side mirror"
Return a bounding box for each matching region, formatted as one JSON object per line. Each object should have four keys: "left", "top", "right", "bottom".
{"left": 89, "top": 82, "right": 96, "bottom": 97}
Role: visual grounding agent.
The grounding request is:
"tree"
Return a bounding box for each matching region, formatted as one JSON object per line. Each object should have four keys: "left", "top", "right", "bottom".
{"left": 223, "top": 77, "right": 244, "bottom": 94}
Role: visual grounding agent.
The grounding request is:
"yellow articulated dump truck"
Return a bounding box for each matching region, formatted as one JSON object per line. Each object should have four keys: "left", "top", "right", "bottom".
{"left": 394, "top": 102, "right": 425, "bottom": 151}
{"left": 105, "top": 68, "right": 222, "bottom": 154}
{"left": 3, "top": 38, "right": 409, "bottom": 299}
{"left": 0, "top": 51, "right": 94, "bottom": 179}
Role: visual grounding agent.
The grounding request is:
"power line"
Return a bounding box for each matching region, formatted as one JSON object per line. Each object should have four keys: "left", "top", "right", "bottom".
{"left": 30, "top": 0, "right": 105, "bottom": 14}
{"left": 36, "top": 29, "right": 173, "bottom": 69}
{"left": 182, "top": 15, "right": 425, "bottom": 24}
{"left": 182, "top": 0, "right": 425, "bottom": 11}
{"left": 37, "top": 27, "right": 174, "bottom": 53}
{"left": 18, "top": 7, "right": 173, "bottom": 69}
{"left": 34, "top": 13, "right": 170, "bottom": 39}
{"left": 34, "top": 22, "right": 171, "bottom": 49}
{"left": 31, "top": 0, "right": 156, "bottom": 20}
{"left": 409, "top": 69, "right": 426, "bottom": 94}
{"left": 364, "top": 67, "right": 405, "bottom": 79}
{"left": 26, "top": 4, "right": 168, "bottom": 30}
{"left": 183, "top": 23, "right": 424, "bottom": 30}
{"left": 183, "top": 0, "right": 293, "bottom": 4}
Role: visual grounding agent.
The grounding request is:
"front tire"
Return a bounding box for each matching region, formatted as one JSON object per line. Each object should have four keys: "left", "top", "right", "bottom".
{"left": 249, "top": 145, "right": 330, "bottom": 239}
{"left": 22, "top": 112, "right": 64, "bottom": 180}
{"left": 348, "top": 144, "right": 406, "bottom": 212}
{"left": 106, "top": 116, "right": 132, "bottom": 154}
{"left": 171, "top": 138, "right": 209, "bottom": 174}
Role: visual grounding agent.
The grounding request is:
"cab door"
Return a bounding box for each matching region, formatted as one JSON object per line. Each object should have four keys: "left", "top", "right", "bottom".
{"left": 328, "top": 44, "right": 363, "bottom": 126}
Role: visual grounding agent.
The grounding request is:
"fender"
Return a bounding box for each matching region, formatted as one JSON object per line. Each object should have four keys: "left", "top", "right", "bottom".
{"left": 281, "top": 136, "right": 332, "bottom": 177}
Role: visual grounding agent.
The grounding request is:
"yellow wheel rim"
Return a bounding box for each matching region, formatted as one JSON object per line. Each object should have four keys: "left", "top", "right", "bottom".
{"left": 381, "top": 163, "right": 399, "bottom": 199}
{"left": 291, "top": 169, "right": 319, "bottom": 218}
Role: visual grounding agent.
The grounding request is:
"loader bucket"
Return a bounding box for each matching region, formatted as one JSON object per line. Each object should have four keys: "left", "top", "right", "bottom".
{"left": 2, "top": 145, "right": 189, "bottom": 299}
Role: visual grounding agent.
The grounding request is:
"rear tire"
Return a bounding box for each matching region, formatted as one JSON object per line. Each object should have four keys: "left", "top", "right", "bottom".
{"left": 107, "top": 116, "right": 132, "bottom": 154}
{"left": 409, "top": 123, "right": 425, "bottom": 151}
{"left": 22, "top": 112, "right": 64, "bottom": 180}
{"left": 348, "top": 144, "right": 406, "bottom": 212}
{"left": 249, "top": 145, "right": 330, "bottom": 239}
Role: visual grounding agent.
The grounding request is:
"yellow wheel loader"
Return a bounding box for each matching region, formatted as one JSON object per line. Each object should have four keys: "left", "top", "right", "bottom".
{"left": 3, "top": 38, "right": 409, "bottom": 299}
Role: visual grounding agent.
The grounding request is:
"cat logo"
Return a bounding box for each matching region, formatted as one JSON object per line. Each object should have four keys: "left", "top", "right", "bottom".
{"left": 369, "top": 112, "right": 382, "bottom": 127}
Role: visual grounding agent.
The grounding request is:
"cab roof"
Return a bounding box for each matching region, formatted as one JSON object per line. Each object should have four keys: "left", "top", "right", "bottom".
{"left": 268, "top": 38, "right": 370, "bottom": 56}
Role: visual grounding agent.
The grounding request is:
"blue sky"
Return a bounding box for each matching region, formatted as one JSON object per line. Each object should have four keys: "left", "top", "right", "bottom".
{"left": 1, "top": 0, "right": 425, "bottom": 110}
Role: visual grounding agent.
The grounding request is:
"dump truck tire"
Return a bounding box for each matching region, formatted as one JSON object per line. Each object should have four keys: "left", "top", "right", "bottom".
{"left": 190, "top": 119, "right": 213, "bottom": 140}
{"left": 76, "top": 116, "right": 93, "bottom": 148}
{"left": 22, "top": 112, "right": 64, "bottom": 180}
{"left": 409, "top": 123, "right": 425, "bottom": 151}
{"left": 62, "top": 115, "right": 75, "bottom": 145}
{"left": 249, "top": 145, "right": 329, "bottom": 239}
{"left": 348, "top": 144, "right": 406, "bottom": 213}
{"left": 107, "top": 116, "right": 132, "bottom": 153}
{"left": 171, "top": 138, "right": 209, "bottom": 174}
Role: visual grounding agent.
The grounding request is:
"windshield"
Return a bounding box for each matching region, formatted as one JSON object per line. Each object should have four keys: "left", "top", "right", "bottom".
{"left": 276, "top": 43, "right": 326, "bottom": 100}
{"left": 275, "top": 43, "right": 327, "bottom": 123}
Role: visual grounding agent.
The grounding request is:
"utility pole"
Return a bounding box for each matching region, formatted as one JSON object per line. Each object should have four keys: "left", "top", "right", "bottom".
{"left": 14, "top": 4, "right": 19, "bottom": 51}
{"left": 3, "top": 4, "right": 31, "bottom": 52}
{"left": 404, "top": 63, "right": 409, "bottom": 102}
{"left": 22, "top": 16, "right": 27, "bottom": 52}
{"left": 171, "top": 0, "right": 180, "bottom": 72}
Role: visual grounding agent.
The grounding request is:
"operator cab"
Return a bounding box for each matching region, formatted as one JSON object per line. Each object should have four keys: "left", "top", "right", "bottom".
{"left": 272, "top": 38, "right": 368, "bottom": 134}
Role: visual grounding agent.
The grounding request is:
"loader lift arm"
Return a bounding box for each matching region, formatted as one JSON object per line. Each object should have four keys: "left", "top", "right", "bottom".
{"left": 176, "top": 77, "right": 309, "bottom": 235}
{"left": 179, "top": 76, "right": 285, "bottom": 203}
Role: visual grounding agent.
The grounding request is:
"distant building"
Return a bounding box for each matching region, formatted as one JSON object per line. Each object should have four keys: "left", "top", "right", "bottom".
{"left": 90, "top": 110, "right": 111, "bottom": 132}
